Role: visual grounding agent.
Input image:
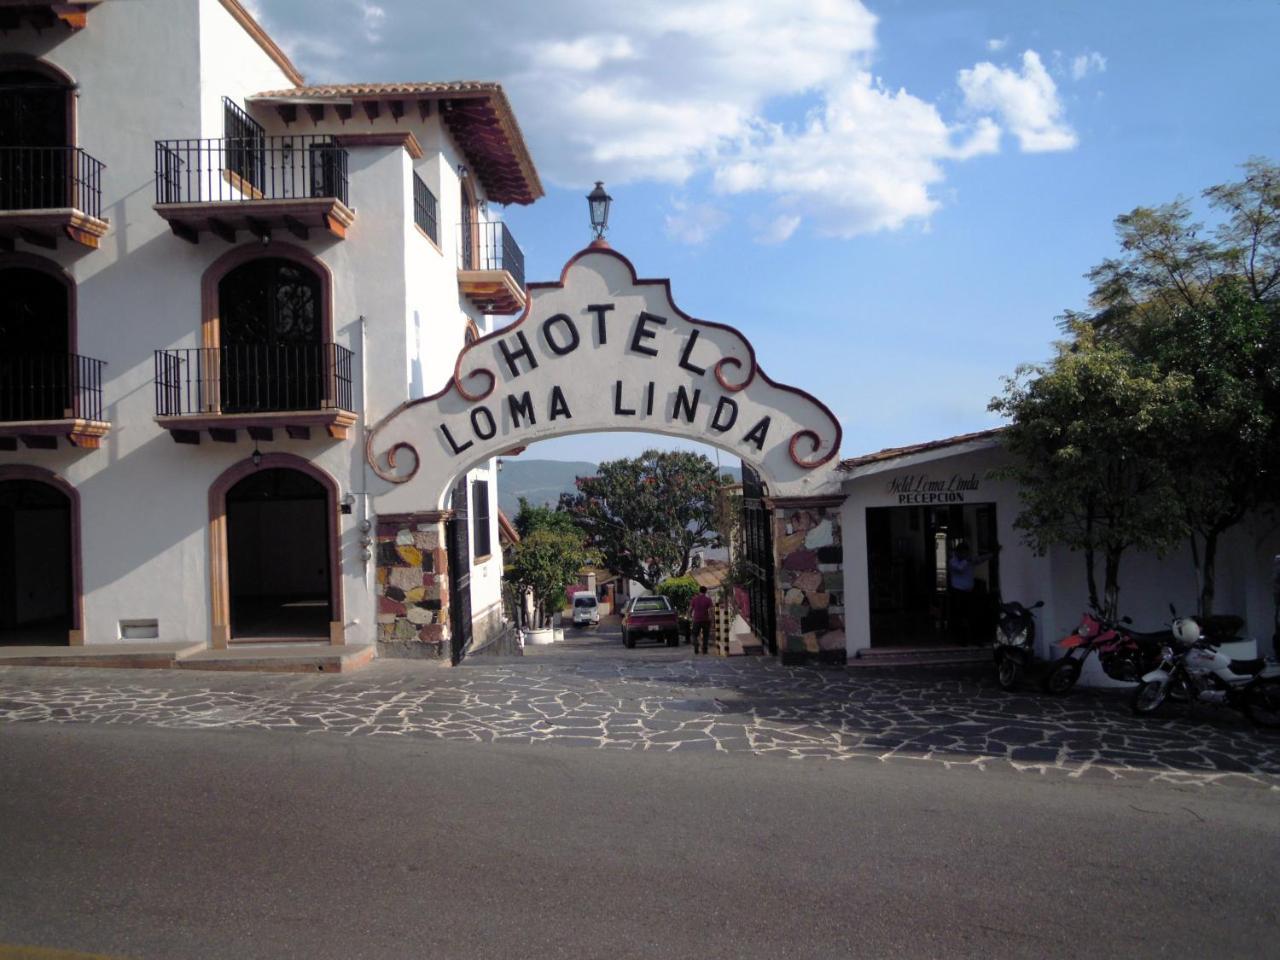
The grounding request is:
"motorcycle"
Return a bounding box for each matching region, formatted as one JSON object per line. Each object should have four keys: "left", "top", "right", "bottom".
{"left": 1131, "top": 616, "right": 1280, "bottom": 727}
{"left": 993, "top": 599, "right": 1043, "bottom": 690}
{"left": 1044, "top": 612, "right": 1171, "bottom": 694}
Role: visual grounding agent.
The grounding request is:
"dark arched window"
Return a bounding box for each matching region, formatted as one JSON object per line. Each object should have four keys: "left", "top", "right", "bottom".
{"left": 0, "top": 265, "right": 70, "bottom": 421}
{"left": 0, "top": 65, "right": 72, "bottom": 210}
{"left": 217, "top": 257, "right": 324, "bottom": 413}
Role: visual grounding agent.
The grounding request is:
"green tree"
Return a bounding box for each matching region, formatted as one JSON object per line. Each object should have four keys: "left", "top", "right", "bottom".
{"left": 1147, "top": 281, "right": 1280, "bottom": 614}
{"left": 657, "top": 575, "right": 699, "bottom": 617}
{"left": 512, "top": 496, "right": 580, "bottom": 539}
{"left": 1079, "top": 159, "right": 1280, "bottom": 613}
{"left": 506, "top": 528, "right": 598, "bottom": 629}
{"left": 991, "top": 325, "right": 1190, "bottom": 618}
{"left": 560, "top": 450, "right": 723, "bottom": 592}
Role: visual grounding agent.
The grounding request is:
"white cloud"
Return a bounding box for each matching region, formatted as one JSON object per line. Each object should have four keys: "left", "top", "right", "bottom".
{"left": 986, "top": 37, "right": 1008, "bottom": 52}
{"left": 712, "top": 74, "right": 1000, "bottom": 237}
{"left": 529, "top": 35, "right": 638, "bottom": 73}
{"left": 359, "top": 2, "right": 385, "bottom": 45}
{"left": 664, "top": 200, "right": 729, "bottom": 245}
{"left": 254, "top": 1, "right": 1080, "bottom": 239}
{"left": 756, "top": 214, "right": 801, "bottom": 244}
{"left": 957, "top": 50, "right": 1077, "bottom": 152}
{"left": 1070, "top": 51, "right": 1107, "bottom": 81}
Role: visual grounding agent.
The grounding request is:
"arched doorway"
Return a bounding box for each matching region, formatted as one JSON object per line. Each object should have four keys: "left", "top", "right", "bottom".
{"left": 222, "top": 465, "right": 334, "bottom": 641}
{"left": 0, "top": 477, "right": 72, "bottom": 645}
{"left": 0, "top": 61, "right": 73, "bottom": 210}
{"left": 216, "top": 256, "right": 325, "bottom": 413}
{"left": 0, "top": 262, "right": 71, "bottom": 421}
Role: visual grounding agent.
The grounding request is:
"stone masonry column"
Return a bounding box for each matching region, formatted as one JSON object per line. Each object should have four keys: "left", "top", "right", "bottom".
{"left": 375, "top": 511, "right": 451, "bottom": 658}
{"left": 769, "top": 495, "right": 847, "bottom": 666}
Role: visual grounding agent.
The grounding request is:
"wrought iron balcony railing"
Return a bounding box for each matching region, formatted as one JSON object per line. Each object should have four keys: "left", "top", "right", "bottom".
{"left": 153, "top": 343, "right": 354, "bottom": 417}
{"left": 0, "top": 353, "right": 106, "bottom": 423}
{"left": 154, "top": 136, "right": 349, "bottom": 206}
{"left": 0, "top": 147, "right": 105, "bottom": 219}
{"left": 458, "top": 220, "right": 525, "bottom": 290}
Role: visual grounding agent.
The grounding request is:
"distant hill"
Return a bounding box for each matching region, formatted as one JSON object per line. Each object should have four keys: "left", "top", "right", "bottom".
{"left": 496, "top": 458, "right": 742, "bottom": 517}
{"left": 496, "top": 459, "right": 597, "bottom": 516}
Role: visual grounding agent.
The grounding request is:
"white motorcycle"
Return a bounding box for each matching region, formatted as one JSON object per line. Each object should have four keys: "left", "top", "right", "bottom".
{"left": 1131, "top": 616, "right": 1280, "bottom": 727}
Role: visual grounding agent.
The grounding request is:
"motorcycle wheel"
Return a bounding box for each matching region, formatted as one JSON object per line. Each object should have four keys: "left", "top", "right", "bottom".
{"left": 1243, "top": 681, "right": 1280, "bottom": 729}
{"left": 996, "top": 657, "right": 1022, "bottom": 691}
{"left": 1043, "top": 658, "right": 1081, "bottom": 695}
{"left": 1130, "top": 679, "right": 1169, "bottom": 716}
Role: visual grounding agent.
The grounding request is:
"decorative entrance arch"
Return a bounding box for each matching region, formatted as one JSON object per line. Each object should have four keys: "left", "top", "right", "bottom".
{"left": 366, "top": 245, "right": 848, "bottom": 663}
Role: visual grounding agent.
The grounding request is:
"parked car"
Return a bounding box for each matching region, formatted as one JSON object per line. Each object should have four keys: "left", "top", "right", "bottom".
{"left": 621, "top": 595, "right": 680, "bottom": 648}
{"left": 571, "top": 591, "right": 600, "bottom": 627}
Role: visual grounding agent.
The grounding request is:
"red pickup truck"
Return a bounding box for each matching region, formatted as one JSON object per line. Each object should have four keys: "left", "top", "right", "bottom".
{"left": 621, "top": 595, "right": 680, "bottom": 648}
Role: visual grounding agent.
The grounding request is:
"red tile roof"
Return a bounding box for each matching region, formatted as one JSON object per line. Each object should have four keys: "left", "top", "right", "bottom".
{"left": 837, "top": 427, "right": 1006, "bottom": 471}
{"left": 249, "top": 82, "right": 542, "bottom": 206}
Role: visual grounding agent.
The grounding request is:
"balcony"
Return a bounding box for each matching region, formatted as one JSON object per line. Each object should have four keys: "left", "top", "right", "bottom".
{"left": 0, "top": 1, "right": 102, "bottom": 31}
{"left": 458, "top": 220, "right": 526, "bottom": 315}
{"left": 153, "top": 343, "right": 356, "bottom": 443}
{"left": 0, "top": 146, "right": 108, "bottom": 251}
{"left": 0, "top": 353, "right": 109, "bottom": 450}
{"left": 153, "top": 136, "right": 354, "bottom": 244}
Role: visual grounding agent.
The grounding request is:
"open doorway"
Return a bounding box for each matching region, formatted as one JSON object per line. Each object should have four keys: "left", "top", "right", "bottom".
{"left": 226, "top": 467, "right": 331, "bottom": 641}
{"left": 866, "top": 503, "right": 999, "bottom": 647}
{"left": 0, "top": 478, "right": 72, "bottom": 645}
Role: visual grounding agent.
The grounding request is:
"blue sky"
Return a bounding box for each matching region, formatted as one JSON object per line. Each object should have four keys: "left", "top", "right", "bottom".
{"left": 253, "top": 0, "right": 1280, "bottom": 465}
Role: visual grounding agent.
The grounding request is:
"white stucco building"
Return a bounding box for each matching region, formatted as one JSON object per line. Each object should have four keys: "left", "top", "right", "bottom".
{"left": 834, "top": 429, "right": 1280, "bottom": 678}
{"left": 0, "top": 0, "right": 541, "bottom": 661}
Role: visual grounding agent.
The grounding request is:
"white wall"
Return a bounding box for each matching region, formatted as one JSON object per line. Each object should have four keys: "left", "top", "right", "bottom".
{"left": 840, "top": 443, "right": 1280, "bottom": 681}
{"left": 0, "top": 0, "right": 523, "bottom": 648}
{"left": 197, "top": 0, "right": 295, "bottom": 138}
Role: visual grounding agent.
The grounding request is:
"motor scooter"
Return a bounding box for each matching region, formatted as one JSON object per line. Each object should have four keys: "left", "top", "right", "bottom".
{"left": 993, "top": 600, "right": 1043, "bottom": 690}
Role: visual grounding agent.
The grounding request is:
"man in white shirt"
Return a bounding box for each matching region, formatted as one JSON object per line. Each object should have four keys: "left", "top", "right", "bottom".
{"left": 948, "top": 541, "right": 995, "bottom": 645}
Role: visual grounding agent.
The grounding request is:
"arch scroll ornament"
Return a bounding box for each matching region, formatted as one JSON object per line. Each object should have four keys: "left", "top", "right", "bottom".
{"left": 367, "top": 246, "right": 844, "bottom": 511}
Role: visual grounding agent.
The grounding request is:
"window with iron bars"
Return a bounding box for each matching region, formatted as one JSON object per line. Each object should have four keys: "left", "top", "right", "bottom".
{"left": 471, "top": 478, "right": 492, "bottom": 559}
{"left": 413, "top": 172, "right": 438, "bottom": 244}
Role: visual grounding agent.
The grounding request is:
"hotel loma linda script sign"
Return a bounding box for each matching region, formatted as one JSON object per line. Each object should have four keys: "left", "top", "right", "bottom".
{"left": 367, "top": 246, "right": 844, "bottom": 510}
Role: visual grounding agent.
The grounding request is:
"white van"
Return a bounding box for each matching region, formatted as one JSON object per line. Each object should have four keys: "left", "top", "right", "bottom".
{"left": 571, "top": 591, "right": 600, "bottom": 627}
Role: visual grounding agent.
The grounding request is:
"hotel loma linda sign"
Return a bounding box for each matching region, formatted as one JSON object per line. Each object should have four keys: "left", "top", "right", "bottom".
{"left": 367, "top": 246, "right": 844, "bottom": 510}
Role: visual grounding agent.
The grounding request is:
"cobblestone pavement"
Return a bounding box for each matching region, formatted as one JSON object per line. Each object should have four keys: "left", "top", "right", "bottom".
{"left": 2, "top": 629, "right": 1279, "bottom": 791}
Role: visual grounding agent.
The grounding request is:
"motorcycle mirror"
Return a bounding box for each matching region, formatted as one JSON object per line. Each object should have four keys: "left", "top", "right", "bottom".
{"left": 1169, "top": 603, "right": 1176, "bottom": 617}
{"left": 1032, "top": 601, "right": 1044, "bottom": 609}
{"left": 1121, "top": 616, "right": 1133, "bottom": 624}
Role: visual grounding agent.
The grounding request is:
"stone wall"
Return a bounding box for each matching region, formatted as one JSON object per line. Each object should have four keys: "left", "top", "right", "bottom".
{"left": 772, "top": 497, "right": 846, "bottom": 665}
{"left": 375, "top": 512, "right": 450, "bottom": 659}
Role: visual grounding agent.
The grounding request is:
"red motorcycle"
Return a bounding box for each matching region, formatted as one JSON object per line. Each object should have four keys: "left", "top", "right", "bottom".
{"left": 1044, "top": 612, "right": 1171, "bottom": 694}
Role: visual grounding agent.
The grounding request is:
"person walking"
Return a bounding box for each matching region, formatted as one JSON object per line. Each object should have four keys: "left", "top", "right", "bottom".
{"left": 690, "top": 586, "right": 713, "bottom": 655}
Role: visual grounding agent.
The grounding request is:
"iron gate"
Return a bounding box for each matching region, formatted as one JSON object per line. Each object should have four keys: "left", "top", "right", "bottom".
{"left": 739, "top": 465, "right": 777, "bottom": 655}
{"left": 447, "top": 478, "right": 472, "bottom": 665}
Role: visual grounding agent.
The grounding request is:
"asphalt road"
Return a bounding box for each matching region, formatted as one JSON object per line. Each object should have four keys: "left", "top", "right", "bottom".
{"left": 2, "top": 699, "right": 1278, "bottom": 960}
